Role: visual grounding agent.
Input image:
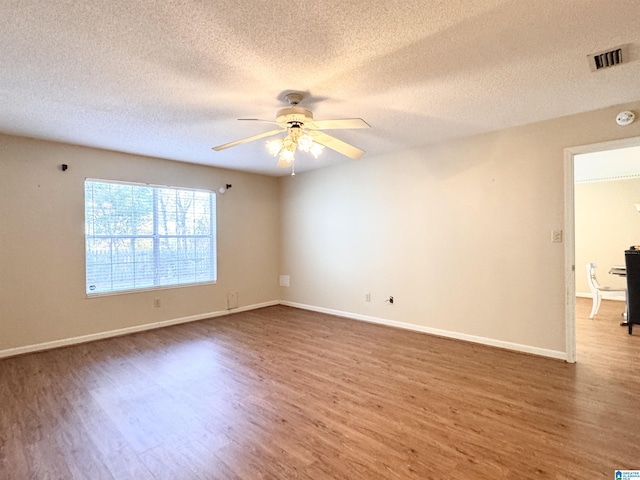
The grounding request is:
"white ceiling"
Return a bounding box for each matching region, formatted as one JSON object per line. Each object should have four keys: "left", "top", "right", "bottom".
{"left": 575, "top": 145, "right": 640, "bottom": 183}
{"left": 1, "top": 1, "right": 639, "bottom": 176}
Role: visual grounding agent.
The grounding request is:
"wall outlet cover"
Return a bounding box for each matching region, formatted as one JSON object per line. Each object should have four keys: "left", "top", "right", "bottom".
{"left": 227, "top": 291, "right": 238, "bottom": 309}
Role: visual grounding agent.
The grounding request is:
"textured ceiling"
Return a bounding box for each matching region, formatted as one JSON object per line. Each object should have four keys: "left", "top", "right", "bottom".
{"left": 1, "top": 0, "right": 639, "bottom": 176}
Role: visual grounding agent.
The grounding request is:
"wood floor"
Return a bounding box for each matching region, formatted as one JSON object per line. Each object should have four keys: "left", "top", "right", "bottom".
{"left": 1, "top": 298, "right": 639, "bottom": 479}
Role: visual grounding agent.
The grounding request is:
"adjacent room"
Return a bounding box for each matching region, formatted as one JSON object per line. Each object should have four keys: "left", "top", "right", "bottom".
{"left": 574, "top": 146, "right": 640, "bottom": 327}
{"left": 1, "top": 1, "right": 640, "bottom": 478}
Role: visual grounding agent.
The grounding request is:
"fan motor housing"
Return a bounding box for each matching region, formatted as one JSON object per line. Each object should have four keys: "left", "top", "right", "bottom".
{"left": 276, "top": 107, "right": 314, "bottom": 126}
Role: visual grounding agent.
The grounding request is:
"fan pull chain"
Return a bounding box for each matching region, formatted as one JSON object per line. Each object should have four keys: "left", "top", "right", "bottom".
{"left": 291, "top": 160, "right": 296, "bottom": 176}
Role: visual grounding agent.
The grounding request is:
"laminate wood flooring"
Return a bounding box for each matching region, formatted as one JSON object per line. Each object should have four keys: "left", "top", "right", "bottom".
{"left": 1, "top": 298, "right": 638, "bottom": 479}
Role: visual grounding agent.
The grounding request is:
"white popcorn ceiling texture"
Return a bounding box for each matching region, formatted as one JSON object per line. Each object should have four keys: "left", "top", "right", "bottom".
{"left": 0, "top": 0, "right": 639, "bottom": 176}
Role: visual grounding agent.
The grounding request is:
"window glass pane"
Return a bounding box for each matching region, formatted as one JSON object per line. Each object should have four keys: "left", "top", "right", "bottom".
{"left": 157, "top": 237, "right": 178, "bottom": 286}
{"left": 157, "top": 188, "right": 176, "bottom": 235}
{"left": 176, "top": 190, "right": 195, "bottom": 235}
{"left": 133, "top": 238, "right": 155, "bottom": 288}
{"left": 86, "top": 182, "right": 116, "bottom": 236}
{"left": 109, "top": 184, "right": 135, "bottom": 235}
{"left": 177, "top": 259, "right": 196, "bottom": 284}
{"left": 85, "top": 180, "right": 216, "bottom": 295}
{"left": 193, "top": 192, "right": 211, "bottom": 235}
{"left": 133, "top": 187, "right": 154, "bottom": 235}
{"left": 86, "top": 238, "right": 111, "bottom": 264}
{"left": 112, "top": 237, "right": 133, "bottom": 264}
{"left": 196, "top": 237, "right": 214, "bottom": 281}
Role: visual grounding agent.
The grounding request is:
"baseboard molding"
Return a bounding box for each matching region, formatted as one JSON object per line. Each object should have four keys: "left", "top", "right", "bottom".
{"left": 1, "top": 299, "right": 568, "bottom": 361}
{"left": 281, "top": 301, "right": 568, "bottom": 361}
{"left": 0, "top": 300, "right": 279, "bottom": 360}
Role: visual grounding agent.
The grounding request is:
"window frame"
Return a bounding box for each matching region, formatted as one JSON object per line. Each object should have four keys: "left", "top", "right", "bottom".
{"left": 84, "top": 178, "right": 217, "bottom": 297}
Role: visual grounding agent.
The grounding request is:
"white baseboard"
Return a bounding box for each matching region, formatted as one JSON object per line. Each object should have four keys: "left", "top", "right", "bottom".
{"left": 1, "top": 299, "right": 569, "bottom": 361}
{"left": 281, "top": 301, "right": 568, "bottom": 361}
{"left": 0, "top": 301, "right": 279, "bottom": 360}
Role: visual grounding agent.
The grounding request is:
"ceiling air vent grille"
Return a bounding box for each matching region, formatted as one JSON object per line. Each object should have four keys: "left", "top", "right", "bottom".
{"left": 588, "top": 45, "right": 627, "bottom": 71}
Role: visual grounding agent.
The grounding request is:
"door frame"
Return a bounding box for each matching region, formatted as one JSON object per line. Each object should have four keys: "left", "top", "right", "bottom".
{"left": 564, "top": 135, "right": 640, "bottom": 363}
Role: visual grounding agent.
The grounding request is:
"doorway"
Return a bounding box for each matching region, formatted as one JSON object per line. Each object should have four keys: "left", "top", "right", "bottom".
{"left": 564, "top": 136, "right": 640, "bottom": 363}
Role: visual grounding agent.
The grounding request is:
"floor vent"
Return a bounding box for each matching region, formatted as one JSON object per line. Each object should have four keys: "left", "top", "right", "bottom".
{"left": 588, "top": 45, "right": 627, "bottom": 71}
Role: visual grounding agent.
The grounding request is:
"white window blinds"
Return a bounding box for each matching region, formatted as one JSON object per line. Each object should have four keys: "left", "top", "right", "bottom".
{"left": 85, "top": 179, "right": 216, "bottom": 295}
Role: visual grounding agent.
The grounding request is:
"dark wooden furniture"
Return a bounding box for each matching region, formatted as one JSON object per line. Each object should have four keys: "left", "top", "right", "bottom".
{"left": 624, "top": 249, "right": 640, "bottom": 334}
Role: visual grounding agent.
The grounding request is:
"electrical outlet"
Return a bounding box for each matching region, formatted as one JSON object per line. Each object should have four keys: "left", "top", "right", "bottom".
{"left": 365, "top": 292, "right": 371, "bottom": 302}
{"left": 154, "top": 298, "right": 161, "bottom": 308}
{"left": 551, "top": 230, "right": 563, "bottom": 243}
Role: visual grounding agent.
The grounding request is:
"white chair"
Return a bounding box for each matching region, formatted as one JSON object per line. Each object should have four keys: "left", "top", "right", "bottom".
{"left": 586, "top": 262, "right": 626, "bottom": 318}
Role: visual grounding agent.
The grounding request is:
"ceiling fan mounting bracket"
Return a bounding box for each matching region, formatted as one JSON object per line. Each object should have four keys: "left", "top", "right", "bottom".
{"left": 285, "top": 92, "right": 304, "bottom": 106}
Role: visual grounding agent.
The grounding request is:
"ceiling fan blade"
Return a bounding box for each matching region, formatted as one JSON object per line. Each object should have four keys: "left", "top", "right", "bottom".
{"left": 238, "top": 118, "right": 279, "bottom": 125}
{"left": 308, "top": 131, "right": 365, "bottom": 159}
{"left": 212, "top": 128, "right": 283, "bottom": 151}
{"left": 306, "top": 118, "right": 370, "bottom": 130}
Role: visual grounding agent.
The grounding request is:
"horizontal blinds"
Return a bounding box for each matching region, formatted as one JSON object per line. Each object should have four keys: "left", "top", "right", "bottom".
{"left": 85, "top": 179, "right": 216, "bottom": 295}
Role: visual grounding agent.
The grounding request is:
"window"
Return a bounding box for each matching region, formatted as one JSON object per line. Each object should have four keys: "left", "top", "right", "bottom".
{"left": 85, "top": 179, "right": 216, "bottom": 295}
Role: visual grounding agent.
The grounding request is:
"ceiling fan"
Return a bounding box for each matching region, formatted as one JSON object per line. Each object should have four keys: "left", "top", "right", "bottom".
{"left": 212, "top": 92, "right": 370, "bottom": 174}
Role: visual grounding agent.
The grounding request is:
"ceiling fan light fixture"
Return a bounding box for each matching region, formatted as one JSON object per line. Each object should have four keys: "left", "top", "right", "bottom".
{"left": 266, "top": 139, "right": 283, "bottom": 156}
{"left": 297, "top": 134, "right": 313, "bottom": 151}
{"left": 309, "top": 143, "right": 324, "bottom": 159}
{"left": 290, "top": 132, "right": 324, "bottom": 159}
{"left": 266, "top": 130, "right": 323, "bottom": 164}
{"left": 279, "top": 146, "right": 295, "bottom": 163}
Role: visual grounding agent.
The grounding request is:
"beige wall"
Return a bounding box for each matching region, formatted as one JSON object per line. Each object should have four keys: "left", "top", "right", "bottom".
{"left": 3, "top": 101, "right": 640, "bottom": 359}
{"left": 279, "top": 102, "right": 640, "bottom": 357}
{"left": 575, "top": 178, "right": 640, "bottom": 294}
{"left": 0, "top": 135, "right": 281, "bottom": 353}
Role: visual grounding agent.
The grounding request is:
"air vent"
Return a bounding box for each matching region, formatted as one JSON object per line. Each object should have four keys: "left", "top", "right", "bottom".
{"left": 588, "top": 45, "right": 628, "bottom": 71}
